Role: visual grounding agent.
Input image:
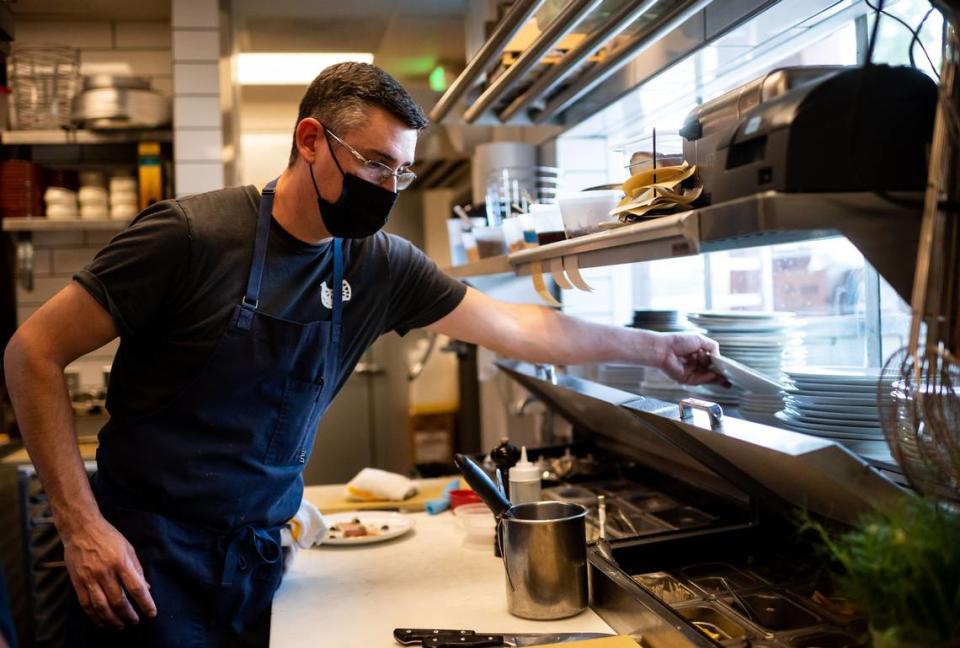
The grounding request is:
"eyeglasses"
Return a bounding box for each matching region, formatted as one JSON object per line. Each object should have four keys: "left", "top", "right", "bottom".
{"left": 324, "top": 128, "right": 417, "bottom": 191}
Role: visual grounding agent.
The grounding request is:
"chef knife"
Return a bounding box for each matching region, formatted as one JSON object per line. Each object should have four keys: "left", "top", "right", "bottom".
{"left": 394, "top": 628, "right": 614, "bottom": 646}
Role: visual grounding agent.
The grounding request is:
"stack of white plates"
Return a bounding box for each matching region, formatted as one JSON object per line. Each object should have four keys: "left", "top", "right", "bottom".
{"left": 775, "top": 367, "right": 893, "bottom": 454}
{"left": 687, "top": 312, "right": 798, "bottom": 406}
{"left": 738, "top": 392, "right": 785, "bottom": 425}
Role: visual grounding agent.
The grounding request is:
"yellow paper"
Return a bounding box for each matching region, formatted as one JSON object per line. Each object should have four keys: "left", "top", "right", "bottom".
{"left": 564, "top": 255, "right": 593, "bottom": 292}
{"left": 549, "top": 257, "right": 573, "bottom": 289}
{"left": 622, "top": 162, "right": 695, "bottom": 195}
{"left": 532, "top": 262, "right": 562, "bottom": 306}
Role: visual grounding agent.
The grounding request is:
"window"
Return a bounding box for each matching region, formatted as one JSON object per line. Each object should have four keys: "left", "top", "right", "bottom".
{"left": 556, "top": 0, "right": 938, "bottom": 370}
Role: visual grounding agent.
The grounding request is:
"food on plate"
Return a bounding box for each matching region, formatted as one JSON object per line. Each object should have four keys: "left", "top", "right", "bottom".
{"left": 326, "top": 517, "right": 392, "bottom": 540}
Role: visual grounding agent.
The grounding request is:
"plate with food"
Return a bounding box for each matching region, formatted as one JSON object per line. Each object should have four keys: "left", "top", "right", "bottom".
{"left": 320, "top": 511, "right": 414, "bottom": 546}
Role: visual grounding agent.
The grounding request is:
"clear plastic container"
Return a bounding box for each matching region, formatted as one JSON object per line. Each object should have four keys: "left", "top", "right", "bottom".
{"left": 447, "top": 217, "right": 486, "bottom": 265}
{"left": 530, "top": 203, "right": 566, "bottom": 246}
{"left": 501, "top": 218, "right": 524, "bottom": 253}
{"left": 454, "top": 503, "right": 496, "bottom": 546}
{"left": 473, "top": 225, "right": 508, "bottom": 258}
{"left": 517, "top": 212, "right": 538, "bottom": 247}
{"left": 558, "top": 190, "right": 622, "bottom": 238}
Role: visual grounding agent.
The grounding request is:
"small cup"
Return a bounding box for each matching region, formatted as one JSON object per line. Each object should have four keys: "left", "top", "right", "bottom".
{"left": 473, "top": 225, "right": 508, "bottom": 258}
{"left": 501, "top": 218, "right": 524, "bottom": 254}
{"left": 530, "top": 204, "right": 566, "bottom": 246}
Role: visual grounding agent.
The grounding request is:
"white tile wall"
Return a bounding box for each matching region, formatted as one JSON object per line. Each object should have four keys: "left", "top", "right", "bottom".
{"left": 114, "top": 21, "right": 171, "bottom": 49}
{"left": 14, "top": 21, "right": 112, "bottom": 48}
{"left": 173, "top": 62, "right": 219, "bottom": 94}
{"left": 171, "top": 2, "right": 224, "bottom": 197}
{"left": 52, "top": 248, "right": 98, "bottom": 274}
{"left": 172, "top": 31, "right": 219, "bottom": 61}
{"left": 173, "top": 96, "right": 221, "bottom": 128}
{"left": 175, "top": 127, "right": 223, "bottom": 161}
{"left": 80, "top": 49, "right": 173, "bottom": 77}
{"left": 175, "top": 161, "right": 225, "bottom": 196}
{"left": 172, "top": 0, "right": 219, "bottom": 29}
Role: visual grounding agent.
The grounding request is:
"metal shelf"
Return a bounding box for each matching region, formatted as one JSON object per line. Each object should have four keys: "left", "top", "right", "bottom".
{"left": 0, "top": 129, "right": 171, "bottom": 145}
{"left": 2, "top": 218, "right": 131, "bottom": 232}
{"left": 443, "top": 191, "right": 922, "bottom": 302}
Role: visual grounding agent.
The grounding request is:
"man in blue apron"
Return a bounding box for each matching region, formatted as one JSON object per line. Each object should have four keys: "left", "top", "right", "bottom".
{"left": 3, "top": 63, "right": 720, "bottom": 646}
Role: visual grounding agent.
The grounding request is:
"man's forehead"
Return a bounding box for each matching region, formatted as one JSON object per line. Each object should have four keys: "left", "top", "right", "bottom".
{"left": 353, "top": 126, "right": 417, "bottom": 167}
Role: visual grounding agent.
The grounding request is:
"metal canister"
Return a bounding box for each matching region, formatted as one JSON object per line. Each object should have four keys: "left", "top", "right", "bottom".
{"left": 500, "top": 501, "right": 588, "bottom": 620}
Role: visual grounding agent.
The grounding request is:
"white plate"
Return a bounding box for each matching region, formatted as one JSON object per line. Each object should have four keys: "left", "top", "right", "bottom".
{"left": 688, "top": 311, "right": 795, "bottom": 320}
{"left": 709, "top": 354, "right": 785, "bottom": 395}
{"left": 784, "top": 367, "right": 885, "bottom": 381}
{"left": 774, "top": 412, "right": 882, "bottom": 436}
{"left": 784, "top": 409, "right": 879, "bottom": 426}
{"left": 320, "top": 511, "right": 415, "bottom": 545}
{"left": 788, "top": 402, "right": 879, "bottom": 416}
{"left": 787, "top": 393, "right": 879, "bottom": 405}
{"left": 791, "top": 384, "right": 886, "bottom": 395}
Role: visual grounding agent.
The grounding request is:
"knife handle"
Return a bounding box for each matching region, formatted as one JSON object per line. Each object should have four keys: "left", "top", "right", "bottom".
{"left": 394, "top": 629, "right": 477, "bottom": 645}
{"left": 426, "top": 636, "right": 505, "bottom": 647}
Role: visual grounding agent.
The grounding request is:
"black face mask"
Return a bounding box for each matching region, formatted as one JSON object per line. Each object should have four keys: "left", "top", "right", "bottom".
{"left": 309, "top": 135, "right": 398, "bottom": 239}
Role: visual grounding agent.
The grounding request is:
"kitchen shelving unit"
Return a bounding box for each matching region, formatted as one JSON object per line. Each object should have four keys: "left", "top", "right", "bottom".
{"left": 2, "top": 218, "right": 131, "bottom": 232}
{"left": 445, "top": 191, "right": 922, "bottom": 303}
{"left": 0, "top": 128, "right": 172, "bottom": 145}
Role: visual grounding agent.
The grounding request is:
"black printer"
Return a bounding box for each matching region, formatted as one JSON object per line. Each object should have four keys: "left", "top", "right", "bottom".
{"left": 680, "top": 65, "right": 937, "bottom": 205}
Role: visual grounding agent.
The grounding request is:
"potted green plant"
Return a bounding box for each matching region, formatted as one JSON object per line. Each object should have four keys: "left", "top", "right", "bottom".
{"left": 803, "top": 497, "right": 960, "bottom": 647}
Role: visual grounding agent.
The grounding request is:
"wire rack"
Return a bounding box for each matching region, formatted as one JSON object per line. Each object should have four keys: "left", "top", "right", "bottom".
{"left": 9, "top": 44, "right": 81, "bottom": 130}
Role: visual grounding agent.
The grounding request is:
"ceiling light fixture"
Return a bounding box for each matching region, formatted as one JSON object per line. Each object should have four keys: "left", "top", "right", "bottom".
{"left": 237, "top": 52, "right": 375, "bottom": 85}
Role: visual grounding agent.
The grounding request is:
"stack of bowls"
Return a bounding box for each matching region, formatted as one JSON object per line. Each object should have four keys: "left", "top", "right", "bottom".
{"left": 79, "top": 171, "right": 108, "bottom": 220}
{"left": 109, "top": 175, "right": 138, "bottom": 220}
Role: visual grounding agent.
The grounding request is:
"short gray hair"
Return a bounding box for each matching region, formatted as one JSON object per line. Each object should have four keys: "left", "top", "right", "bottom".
{"left": 288, "top": 62, "right": 428, "bottom": 167}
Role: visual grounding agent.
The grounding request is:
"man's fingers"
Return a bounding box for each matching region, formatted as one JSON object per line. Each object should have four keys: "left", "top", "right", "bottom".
{"left": 102, "top": 573, "right": 140, "bottom": 626}
{"left": 86, "top": 582, "right": 123, "bottom": 629}
{"left": 120, "top": 560, "right": 157, "bottom": 618}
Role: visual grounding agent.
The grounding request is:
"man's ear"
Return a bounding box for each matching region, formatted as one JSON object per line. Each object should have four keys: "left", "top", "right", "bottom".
{"left": 295, "top": 118, "right": 324, "bottom": 164}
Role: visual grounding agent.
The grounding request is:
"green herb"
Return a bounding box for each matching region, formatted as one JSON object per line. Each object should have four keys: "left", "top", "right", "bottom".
{"left": 801, "top": 498, "right": 960, "bottom": 646}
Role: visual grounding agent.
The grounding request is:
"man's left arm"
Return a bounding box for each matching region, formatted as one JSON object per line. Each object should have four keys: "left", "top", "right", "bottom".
{"left": 427, "top": 287, "right": 722, "bottom": 386}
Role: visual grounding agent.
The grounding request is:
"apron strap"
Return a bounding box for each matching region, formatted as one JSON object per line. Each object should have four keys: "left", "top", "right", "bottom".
{"left": 221, "top": 525, "right": 282, "bottom": 587}
{"left": 238, "top": 179, "right": 277, "bottom": 330}
{"left": 324, "top": 238, "right": 344, "bottom": 388}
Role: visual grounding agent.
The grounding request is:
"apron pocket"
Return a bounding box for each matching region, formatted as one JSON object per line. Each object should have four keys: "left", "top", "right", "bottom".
{"left": 264, "top": 377, "right": 323, "bottom": 466}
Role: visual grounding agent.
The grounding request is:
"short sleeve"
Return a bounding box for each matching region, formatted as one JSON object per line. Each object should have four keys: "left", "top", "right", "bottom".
{"left": 73, "top": 200, "right": 191, "bottom": 338}
{"left": 382, "top": 234, "right": 466, "bottom": 336}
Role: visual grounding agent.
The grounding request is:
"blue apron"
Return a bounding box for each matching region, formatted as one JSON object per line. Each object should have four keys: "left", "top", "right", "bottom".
{"left": 75, "top": 178, "right": 344, "bottom": 646}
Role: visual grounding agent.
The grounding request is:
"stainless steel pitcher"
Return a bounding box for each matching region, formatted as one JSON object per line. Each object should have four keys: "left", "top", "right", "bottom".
{"left": 500, "top": 501, "right": 588, "bottom": 620}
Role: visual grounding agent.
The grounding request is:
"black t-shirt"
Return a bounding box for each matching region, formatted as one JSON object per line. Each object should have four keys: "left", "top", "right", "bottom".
{"left": 75, "top": 185, "right": 466, "bottom": 421}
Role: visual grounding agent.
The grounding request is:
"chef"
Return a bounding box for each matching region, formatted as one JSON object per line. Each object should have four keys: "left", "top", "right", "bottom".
{"left": 3, "top": 62, "right": 720, "bottom": 646}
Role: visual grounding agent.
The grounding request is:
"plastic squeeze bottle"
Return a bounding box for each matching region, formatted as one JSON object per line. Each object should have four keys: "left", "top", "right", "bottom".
{"left": 508, "top": 446, "right": 541, "bottom": 504}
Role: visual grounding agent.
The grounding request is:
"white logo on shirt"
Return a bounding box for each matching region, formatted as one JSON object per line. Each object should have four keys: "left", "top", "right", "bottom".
{"left": 321, "top": 280, "right": 352, "bottom": 310}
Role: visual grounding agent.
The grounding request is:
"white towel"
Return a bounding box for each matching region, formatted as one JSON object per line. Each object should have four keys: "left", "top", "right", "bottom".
{"left": 345, "top": 468, "right": 419, "bottom": 502}
{"left": 282, "top": 498, "right": 327, "bottom": 549}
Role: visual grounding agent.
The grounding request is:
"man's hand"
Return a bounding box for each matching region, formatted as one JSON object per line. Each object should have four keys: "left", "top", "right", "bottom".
{"left": 62, "top": 516, "right": 156, "bottom": 629}
{"left": 655, "top": 332, "right": 726, "bottom": 386}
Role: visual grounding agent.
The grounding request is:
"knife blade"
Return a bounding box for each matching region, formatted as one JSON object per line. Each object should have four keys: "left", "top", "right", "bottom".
{"left": 394, "top": 628, "right": 614, "bottom": 647}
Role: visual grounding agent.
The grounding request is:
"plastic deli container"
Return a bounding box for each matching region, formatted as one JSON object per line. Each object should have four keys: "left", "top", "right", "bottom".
{"left": 474, "top": 225, "right": 508, "bottom": 258}
{"left": 529, "top": 203, "right": 566, "bottom": 246}
{"left": 558, "top": 190, "right": 623, "bottom": 238}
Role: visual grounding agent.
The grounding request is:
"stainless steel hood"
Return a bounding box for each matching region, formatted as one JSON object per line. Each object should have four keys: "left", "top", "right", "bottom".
{"left": 430, "top": 0, "right": 775, "bottom": 126}
{"left": 497, "top": 360, "right": 906, "bottom": 526}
